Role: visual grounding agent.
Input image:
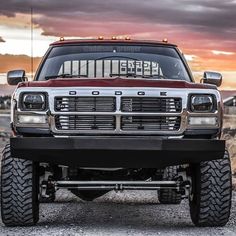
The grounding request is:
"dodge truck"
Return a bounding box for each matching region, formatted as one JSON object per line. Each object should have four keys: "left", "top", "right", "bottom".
{"left": 1, "top": 38, "right": 232, "bottom": 227}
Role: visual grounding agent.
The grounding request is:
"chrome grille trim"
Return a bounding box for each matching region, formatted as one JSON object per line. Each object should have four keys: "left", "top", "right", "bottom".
{"left": 55, "top": 115, "right": 115, "bottom": 131}
{"left": 121, "top": 97, "right": 182, "bottom": 113}
{"left": 50, "top": 89, "right": 186, "bottom": 134}
{"left": 55, "top": 96, "right": 116, "bottom": 112}
{"left": 51, "top": 92, "right": 185, "bottom": 134}
{"left": 121, "top": 116, "right": 181, "bottom": 131}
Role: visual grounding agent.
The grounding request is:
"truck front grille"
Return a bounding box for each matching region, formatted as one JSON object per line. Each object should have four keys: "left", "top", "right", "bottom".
{"left": 121, "top": 116, "right": 181, "bottom": 131}
{"left": 55, "top": 97, "right": 116, "bottom": 112}
{"left": 55, "top": 115, "right": 116, "bottom": 131}
{"left": 121, "top": 97, "right": 182, "bottom": 113}
{"left": 52, "top": 94, "right": 183, "bottom": 134}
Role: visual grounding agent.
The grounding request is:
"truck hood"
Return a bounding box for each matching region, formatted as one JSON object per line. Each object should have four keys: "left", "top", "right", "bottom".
{"left": 18, "top": 78, "right": 217, "bottom": 90}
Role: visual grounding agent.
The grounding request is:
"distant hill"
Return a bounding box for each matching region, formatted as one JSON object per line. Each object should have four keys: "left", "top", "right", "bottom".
{"left": 0, "top": 84, "right": 15, "bottom": 96}
{"left": 0, "top": 54, "right": 41, "bottom": 73}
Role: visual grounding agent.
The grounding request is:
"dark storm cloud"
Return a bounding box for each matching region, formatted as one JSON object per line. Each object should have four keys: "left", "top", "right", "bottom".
{"left": 0, "top": 36, "right": 6, "bottom": 43}
{"left": 0, "top": 0, "right": 236, "bottom": 40}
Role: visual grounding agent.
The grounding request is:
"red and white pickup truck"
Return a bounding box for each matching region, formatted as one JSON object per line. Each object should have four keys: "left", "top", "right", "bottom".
{"left": 1, "top": 38, "right": 232, "bottom": 227}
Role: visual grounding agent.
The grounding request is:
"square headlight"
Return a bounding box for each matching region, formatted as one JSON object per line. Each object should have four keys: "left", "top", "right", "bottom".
{"left": 190, "top": 94, "right": 215, "bottom": 112}
{"left": 21, "top": 93, "right": 46, "bottom": 111}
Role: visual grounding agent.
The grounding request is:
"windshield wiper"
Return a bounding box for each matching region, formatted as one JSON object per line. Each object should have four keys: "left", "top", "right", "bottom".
{"left": 110, "top": 73, "right": 137, "bottom": 77}
{"left": 45, "top": 74, "right": 88, "bottom": 80}
{"left": 142, "top": 74, "right": 169, "bottom": 79}
{"left": 110, "top": 73, "right": 168, "bottom": 79}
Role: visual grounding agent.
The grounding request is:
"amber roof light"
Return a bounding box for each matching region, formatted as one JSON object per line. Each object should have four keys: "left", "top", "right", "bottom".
{"left": 162, "top": 38, "right": 168, "bottom": 43}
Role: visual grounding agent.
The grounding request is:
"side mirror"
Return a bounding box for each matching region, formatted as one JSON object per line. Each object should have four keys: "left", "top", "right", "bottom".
{"left": 202, "top": 71, "right": 222, "bottom": 87}
{"left": 7, "top": 70, "right": 27, "bottom": 85}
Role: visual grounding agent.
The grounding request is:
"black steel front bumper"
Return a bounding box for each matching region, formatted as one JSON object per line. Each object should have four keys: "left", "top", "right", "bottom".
{"left": 10, "top": 137, "right": 225, "bottom": 168}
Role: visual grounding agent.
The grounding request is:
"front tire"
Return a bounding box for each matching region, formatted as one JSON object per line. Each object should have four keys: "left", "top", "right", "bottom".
{"left": 1, "top": 144, "right": 39, "bottom": 226}
{"left": 189, "top": 150, "right": 232, "bottom": 227}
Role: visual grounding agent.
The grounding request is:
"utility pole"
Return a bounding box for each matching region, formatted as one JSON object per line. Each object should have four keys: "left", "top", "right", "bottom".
{"left": 31, "top": 7, "right": 33, "bottom": 80}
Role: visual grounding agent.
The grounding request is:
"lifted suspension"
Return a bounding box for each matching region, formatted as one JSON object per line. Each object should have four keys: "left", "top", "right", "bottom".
{"left": 55, "top": 180, "right": 190, "bottom": 192}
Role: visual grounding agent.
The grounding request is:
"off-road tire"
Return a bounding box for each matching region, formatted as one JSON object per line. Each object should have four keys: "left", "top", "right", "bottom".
{"left": 1, "top": 144, "right": 39, "bottom": 226}
{"left": 158, "top": 166, "right": 182, "bottom": 204}
{"left": 189, "top": 150, "right": 232, "bottom": 227}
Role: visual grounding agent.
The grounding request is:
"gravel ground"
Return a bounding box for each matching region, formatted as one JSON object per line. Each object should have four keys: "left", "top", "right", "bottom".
{"left": 0, "top": 190, "right": 235, "bottom": 236}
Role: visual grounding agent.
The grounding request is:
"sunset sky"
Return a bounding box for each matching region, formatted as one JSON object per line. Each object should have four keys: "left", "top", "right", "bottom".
{"left": 0, "top": 0, "right": 236, "bottom": 89}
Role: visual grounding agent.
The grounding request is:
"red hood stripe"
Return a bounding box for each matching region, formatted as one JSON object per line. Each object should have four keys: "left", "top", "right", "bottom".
{"left": 18, "top": 78, "right": 217, "bottom": 90}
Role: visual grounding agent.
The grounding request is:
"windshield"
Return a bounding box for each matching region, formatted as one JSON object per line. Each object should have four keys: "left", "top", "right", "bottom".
{"left": 37, "top": 44, "right": 191, "bottom": 81}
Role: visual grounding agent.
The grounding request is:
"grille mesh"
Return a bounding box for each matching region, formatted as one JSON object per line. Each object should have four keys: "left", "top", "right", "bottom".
{"left": 121, "top": 97, "right": 182, "bottom": 113}
{"left": 121, "top": 116, "right": 181, "bottom": 131}
{"left": 55, "top": 97, "right": 116, "bottom": 112}
{"left": 53, "top": 95, "right": 183, "bottom": 133}
{"left": 55, "top": 115, "right": 116, "bottom": 131}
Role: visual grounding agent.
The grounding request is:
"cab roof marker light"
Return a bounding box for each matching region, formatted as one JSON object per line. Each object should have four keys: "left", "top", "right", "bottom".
{"left": 162, "top": 38, "right": 168, "bottom": 43}
{"left": 59, "top": 37, "right": 65, "bottom": 41}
